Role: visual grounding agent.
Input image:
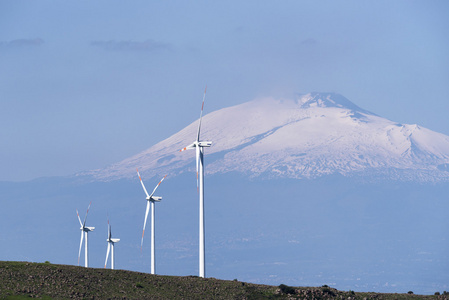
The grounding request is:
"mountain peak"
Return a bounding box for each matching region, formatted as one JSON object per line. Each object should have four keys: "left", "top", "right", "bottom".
{"left": 296, "top": 92, "right": 375, "bottom": 115}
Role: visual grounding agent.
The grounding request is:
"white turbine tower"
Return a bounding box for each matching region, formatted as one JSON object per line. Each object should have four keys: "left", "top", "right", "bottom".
{"left": 137, "top": 168, "right": 167, "bottom": 275}
{"left": 179, "top": 86, "right": 212, "bottom": 278}
{"left": 76, "top": 201, "right": 95, "bottom": 268}
{"left": 104, "top": 217, "right": 120, "bottom": 269}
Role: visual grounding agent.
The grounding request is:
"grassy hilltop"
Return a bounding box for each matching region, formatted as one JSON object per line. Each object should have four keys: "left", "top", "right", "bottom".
{"left": 0, "top": 261, "right": 447, "bottom": 299}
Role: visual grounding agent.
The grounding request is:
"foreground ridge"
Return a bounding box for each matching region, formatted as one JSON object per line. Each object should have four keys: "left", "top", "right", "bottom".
{"left": 0, "top": 261, "right": 446, "bottom": 299}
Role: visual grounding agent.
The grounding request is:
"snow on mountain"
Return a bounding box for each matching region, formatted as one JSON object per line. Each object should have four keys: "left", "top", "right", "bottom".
{"left": 86, "top": 92, "right": 449, "bottom": 182}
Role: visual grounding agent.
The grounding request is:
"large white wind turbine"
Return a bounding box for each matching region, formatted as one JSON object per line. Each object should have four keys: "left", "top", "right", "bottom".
{"left": 104, "top": 217, "right": 120, "bottom": 269}
{"left": 137, "top": 169, "right": 166, "bottom": 275}
{"left": 76, "top": 201, "right": 95, "bottom": 268}
{"left": 179, "top": 86, "right": 212, "bottom": 278}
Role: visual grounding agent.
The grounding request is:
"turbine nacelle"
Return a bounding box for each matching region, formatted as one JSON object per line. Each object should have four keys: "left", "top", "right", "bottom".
{"left": 82, "top": 226, "right": 95, "bottom": 232}
{"left": 198, "top": 141, "right": 212, "bottom": 147}
{"left": 107, "top": 238, "right": 120, "bottom": 243}
{"left": 147, "top": 196, "right": 162, "bottom": 202}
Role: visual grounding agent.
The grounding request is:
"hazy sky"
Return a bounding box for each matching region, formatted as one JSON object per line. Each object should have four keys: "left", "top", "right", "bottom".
{"left": 1, "top": 0, "right": 448, "bottom": 181}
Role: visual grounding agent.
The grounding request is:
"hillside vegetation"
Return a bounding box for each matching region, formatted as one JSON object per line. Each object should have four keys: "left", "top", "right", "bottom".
{"left": 0, "top": 261, "right": 446, "bottom": 299}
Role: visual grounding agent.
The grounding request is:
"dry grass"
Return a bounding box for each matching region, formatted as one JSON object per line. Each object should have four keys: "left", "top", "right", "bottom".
{"left": 0, "top": 261, "right": 446, "bottom": 299}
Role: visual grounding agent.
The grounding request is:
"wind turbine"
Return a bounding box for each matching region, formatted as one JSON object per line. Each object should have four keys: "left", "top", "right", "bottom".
{"left": 104, "top": 217, "right": 120, "bottom": 269}
{"left": 137, "top": 168, "right": 167, "bottom": 275}
{"left": 179, "top": 86, "right": 212, "bottom": 278}
{"left": 76, "top": 201, "right": 95, "bottom": 268}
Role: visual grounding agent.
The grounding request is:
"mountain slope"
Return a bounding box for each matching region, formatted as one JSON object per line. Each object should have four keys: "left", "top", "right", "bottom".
{"left": 86, "top": 92, "right": 449, "bottom": 182}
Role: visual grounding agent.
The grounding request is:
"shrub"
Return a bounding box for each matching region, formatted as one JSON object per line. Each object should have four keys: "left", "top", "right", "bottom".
{"left": 279, "top": 284, "right": 296, "bottom": 294}
{"left": 136, "top": 282, "right": 144, "bottom": 288}
{"left": 407, "top": 291, "right": 413, "bottom": 294}
{"left": 435, "top": 292, "right": 440, "bottom": 295}
{"left": 323, "top": 287, "right": 336, "bottom": 296}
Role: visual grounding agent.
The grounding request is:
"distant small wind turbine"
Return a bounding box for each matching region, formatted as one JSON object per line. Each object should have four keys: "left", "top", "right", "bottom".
{"left": 137, "top": 168, "right": 167, "bottom": 275}
{"left": 179, "top": 86, "right": 212, "bottom": 278}
{"left": 76, "top": 201, "right": 95, "bottom": 268}
{"left": 104, "top": 216, "right": 120, "bottom": 269}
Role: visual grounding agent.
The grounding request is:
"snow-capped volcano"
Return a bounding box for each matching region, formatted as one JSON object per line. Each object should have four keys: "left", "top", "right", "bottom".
{"left": 87, "top": 92, "right": 449, "bottom": 182}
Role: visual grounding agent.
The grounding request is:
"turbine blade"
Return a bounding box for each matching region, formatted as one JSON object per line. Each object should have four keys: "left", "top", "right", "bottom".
{"left": 149, "top": 175, "right": 167, "bottom": 198}
{"left": 76, "top": 209, "right": 83, "bottom": 227}
{"left": 78, "top": 230, "right": 84, "bottom": 266}
{"left": 179, "top": 142, "right": 196, "bottom": 152}
{"left": 104, "top": 243, "right": 111, "bottom": 269}
{"left": 107, "top": 215, "right": 111, "bottom": 239}
{"left": 83, "top": 201, "right": 92, "bottom": 227}
{"left": 141, "top": 201, "right": 150, "bottom": 251}
{"left": 196, "top": 146, "right": 200, "bottom": 193}
{"left": 137, "top": 168, "right": 150, "bottom": 198}
{"left": 196, "top": 85, "right": 207, "bottom": 142}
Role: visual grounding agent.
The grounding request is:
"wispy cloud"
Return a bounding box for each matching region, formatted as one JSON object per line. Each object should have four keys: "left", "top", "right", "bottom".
{"left": 0, "top": 38, "right": 44, "bottom": 48}
{"left": 90, "top": 39, "right": 172, "bottom": 52}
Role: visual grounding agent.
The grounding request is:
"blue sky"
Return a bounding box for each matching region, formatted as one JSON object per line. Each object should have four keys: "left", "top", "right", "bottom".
{"left": 1, "top": 0, "right": 448, "bottom": 181}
